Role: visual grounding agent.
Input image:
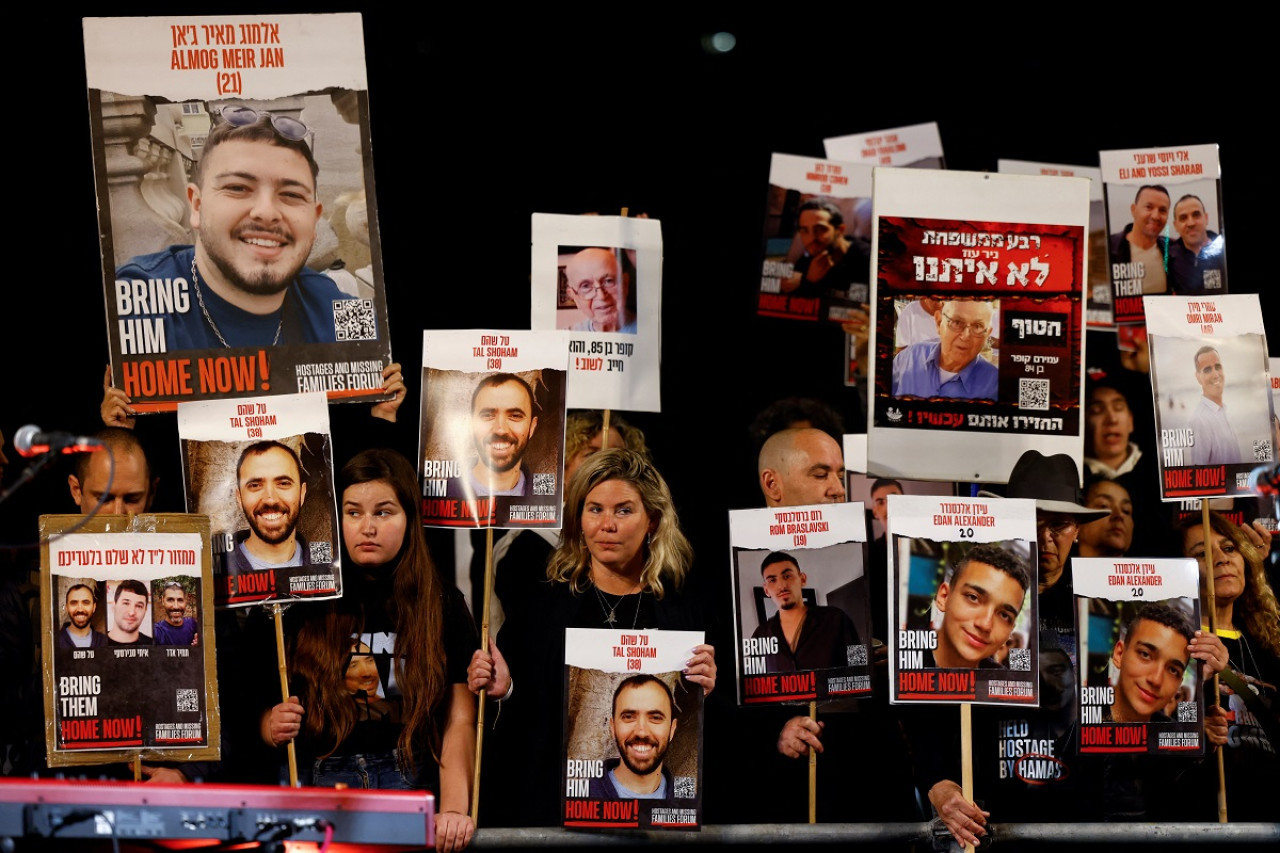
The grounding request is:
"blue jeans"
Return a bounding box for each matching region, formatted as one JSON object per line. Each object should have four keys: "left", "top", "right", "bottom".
{"left": 310, "top": 750, "right": 420, "bottom": 789}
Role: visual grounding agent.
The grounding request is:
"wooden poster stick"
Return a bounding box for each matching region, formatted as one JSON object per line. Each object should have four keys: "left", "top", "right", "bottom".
{"left": 601, "top": 410, "right": 612, "bottom": 449}
{"left": 961, "top": 703, "right": 975, "bottom": 853}
{"left": 272, "top": 603, "right": 298, "bottom": 788}
{"left": 471, "top": 527, "right": 495, "bottom": 823}
{"left": 808, "top": 700, "right": 818, "bottom": 824}
{"left": 1200, "top": 502, "right": 1228, "bottom": 824}
{"left": 132, "top": 753, "right": 142, "bottom": 782}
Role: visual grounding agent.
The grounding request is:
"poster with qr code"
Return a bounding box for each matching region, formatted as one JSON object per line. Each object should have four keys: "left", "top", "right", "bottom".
{"left": 418, "top": 330, "right": 568, "bottom": 528}
{"left": 530, "top": 214, "right": 663, "bottom": 412}
{"left": 867, "top": 168, "right": 1089, "bottom": 484}
{"left": 563, "top": 628, "right": 704, "bottom": 831}
{"left": 39, "top": 514, "right": 220, "bottom": 767}
{"left": 728, "top": 503, "right": 873, "bottom": 705}
{"left": 1100, "top": 144, "right": 1226, "bottom": 327}
{"left": 887, "top": 494, "right": 1040, "bottom": 706}
{"left": 177, "top": 391, "right": 342, "bottom": 608}
{"left": 84, "top": 14, "right": 393, "bottom": 412}
{"left": 1145, "top": 294, "right": 1275, "bottom": 502}
{"left": 1073, "top": 557, "right": 1204, "bottom": 755}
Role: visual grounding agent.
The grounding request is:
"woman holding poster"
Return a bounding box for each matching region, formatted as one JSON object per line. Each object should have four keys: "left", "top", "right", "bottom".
{"left": 261, "top": 450, "right": 479, "bottom": 851}
{"left": 467, "top": 449, "right": 716, "bottom": 826}
{"left": 1181, "top": 513, "right": 1280, "bottom": 822}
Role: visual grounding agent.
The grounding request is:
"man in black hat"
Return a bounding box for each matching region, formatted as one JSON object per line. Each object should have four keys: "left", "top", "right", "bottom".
{"left": 915, "top": 450, "right": 1106, "bottom": 846}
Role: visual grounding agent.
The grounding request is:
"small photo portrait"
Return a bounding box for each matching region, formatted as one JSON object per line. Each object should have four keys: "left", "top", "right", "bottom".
{"left": 556, "top": 245, "right": 638, "bottom": 334}
{"left": 735, "top": 543, "right": 867, "bottom": 673}
{"left": 898, "top": 538, "right": 1034, "bottom": 670}
{"left": 890, "top": 298, "right": 1000, "bottom": 402}
{"left": 185, "top": 433, "right": 336, "bottom": 573}
{"left": 1151, "top": 333, "right": 1273, "bottom": 468}
{"left": 566, "top": 668, "right": 700, "bottom": 803}
{"left": 151, "top": 577, "right": 200, "bottom": 646}
{"left": 54, "top": 577, "right": 107, "bottom": 650}
{"left": 104, "top": 579, "right": 155, "bottom": 646}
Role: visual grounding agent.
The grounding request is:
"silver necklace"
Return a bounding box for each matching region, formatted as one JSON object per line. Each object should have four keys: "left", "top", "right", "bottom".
{"left": 191, "top": 257, "right": 282, "bottom": 347}
{"left": 592, "top": 581, "right": 642, "bottom": 628}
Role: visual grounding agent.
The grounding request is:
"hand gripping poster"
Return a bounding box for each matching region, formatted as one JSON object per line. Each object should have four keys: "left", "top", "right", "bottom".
{"left": 178, "top": 391, "right": 341, "bottom": 607}
{"left": 419, "top": 330, "right": 568, "bottom": 528}
{"left": 757, "top": 153, "right": 875, "bottom": 323}
{"left": 563, "top": 628, "right": 704, "bottom": 831}
{"left": 1146, "top": 294, "right": 1275, "bottom": 501}
{"left": 84, "top": 15, "right": 393, "bottom": 411}
{"left": 1100, "top": 144, "right": 1225, "bottom": 325}
{"left": 40, "top": 514, "right": 219, "bottom": 767}
{"left": 530, "top": 215, "right": 662, "bottom": 412}
{"left": 729, "top": 503, "right": 872, "bottom": 704}
{"left": 888, "top": 494, "right": 1039, "bottom": 705}
{"left": 867, "top": 168, "right": 1089, "bottom": 483}
{"left": 1074, "top": 558, "right": 1203, "bottom": 755}
{"left": 823, "top": 122, "right": 946, "bottom": 169}
{"left": 999, "top": 160, "right": 1112, "bottom": 329}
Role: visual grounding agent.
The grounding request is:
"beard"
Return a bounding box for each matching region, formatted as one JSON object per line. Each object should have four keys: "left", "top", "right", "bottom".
{"left": 201, "top": 226, "right": 307, "bottom": 297}
{"left": 246, "top": 501, "right": 300, "bottom": 545}
{"left": 618, "top": 735, "right": 668, "bottom": 777}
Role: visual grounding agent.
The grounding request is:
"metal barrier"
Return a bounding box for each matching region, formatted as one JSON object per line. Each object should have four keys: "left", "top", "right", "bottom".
{"left": 472, "top": 821, "right": 1280, "bottom": 847}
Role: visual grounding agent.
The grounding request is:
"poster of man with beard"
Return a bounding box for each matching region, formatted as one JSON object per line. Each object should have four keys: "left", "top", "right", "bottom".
{"left": 563, "top": 628, "right": 704, "bottom": 831}
{"left": 84, "top": 15, "right": 393, "bottom": 411}
{"left": 40, "top": 514, "right": 220, "bottom": 768}
{"left": 178, "top": 391, "right": 341, "bottom": 607}
{"left": 419, "top": 329, "right": 568, "bottom": 528}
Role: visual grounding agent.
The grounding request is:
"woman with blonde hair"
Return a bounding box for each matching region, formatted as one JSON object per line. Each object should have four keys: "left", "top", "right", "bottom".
{"left": 468, "top": 448, "right": 715, "bottom": 826}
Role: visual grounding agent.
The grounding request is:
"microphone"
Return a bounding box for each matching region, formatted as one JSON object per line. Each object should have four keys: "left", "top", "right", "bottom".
{"left": 13, "top": 425, "right": 105, "bottom": 458}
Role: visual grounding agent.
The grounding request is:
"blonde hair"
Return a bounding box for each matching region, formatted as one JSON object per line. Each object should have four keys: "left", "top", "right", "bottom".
{"left": 547, "top": 449, "right": 691, "bottom": 599}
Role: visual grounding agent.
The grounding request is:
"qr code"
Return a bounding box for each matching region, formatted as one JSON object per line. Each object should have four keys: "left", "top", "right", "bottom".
{"left": 176, "top": 689, "right": 199, "bottom": 713}
{"left": 310, "top": 542, "right": 333, "bottom": 564}
{"left": 1253, "top": 439, "right": 1273, "bottom": 463}
{"left": 1008, "top": 648, "right": 1032, "bottom": 672}
{"left": 332, "top": 299, "right": 377, "bottom": 341}
{"left": 673, "top": 776, "right": 696, "bottom": 799}
{"left": 846, "top": 644, "right": 868, "bottom": 667}
{"left": 1177, "top": 701, "right": 1199, "bottom": 722}
{"left": 1018, "top": 378, "right": 1050, "bottom": 411}
{"left": 532, "top": 474, "right": 556, "bottom": 496}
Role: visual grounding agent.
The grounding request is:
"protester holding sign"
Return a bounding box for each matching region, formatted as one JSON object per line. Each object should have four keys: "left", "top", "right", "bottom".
{"left": 261, "top": 449, "right": 478, "bottom": 851}
{"left": 1180, "top": 513, "right": 1280, "bottom": 822}
{"left": 467, "top": 449, "right": 715, "bottom": 826}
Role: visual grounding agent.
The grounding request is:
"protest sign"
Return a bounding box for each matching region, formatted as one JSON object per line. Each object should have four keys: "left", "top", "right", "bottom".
{"left": 867, "top": 168, "right": 1089, "bottom": 483}
{"left": 1100, "top": 144, "right": 1225, "bottom": 326}
{"left": 729, "top": 503, "right": 871, "bottom": 704}
{"left": 888, "top": 494, "right": 1039, "bottom": 705}
{"left": 1146, "top": 294, "right": 1274, "bottom": 501}
{"left": 419, "top": 330, "right": 567, "bottom": 528}
{"left": 85, "top": 14, "right": 392, "bottom": 410}
{"left": 1074, "top": 557, "right": 1203, "bottom": 755}
{"left": 563, "top": 628, "right": 704, "bottom": 830}
{"left": 531, "top": 215, "right": 662, "bottom": 412}
{"left": 757, "top": 153, "right": 874, "bottom": 323}
{"left": 178, "top": 391, "right": 340, "bottom": 606}
{"left": 41, "top": 514, "right": 219, "bottom": 767}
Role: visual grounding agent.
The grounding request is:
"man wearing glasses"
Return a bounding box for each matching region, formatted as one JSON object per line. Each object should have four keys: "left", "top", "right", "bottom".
{"left": 563, "top": 247, "right": 636, "bottom": 334}
{"left": 114, "top": 106, "right": 357, "bottom": 350}
{"left": 891, "top": 299, "right": 997, "bottom": 400}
